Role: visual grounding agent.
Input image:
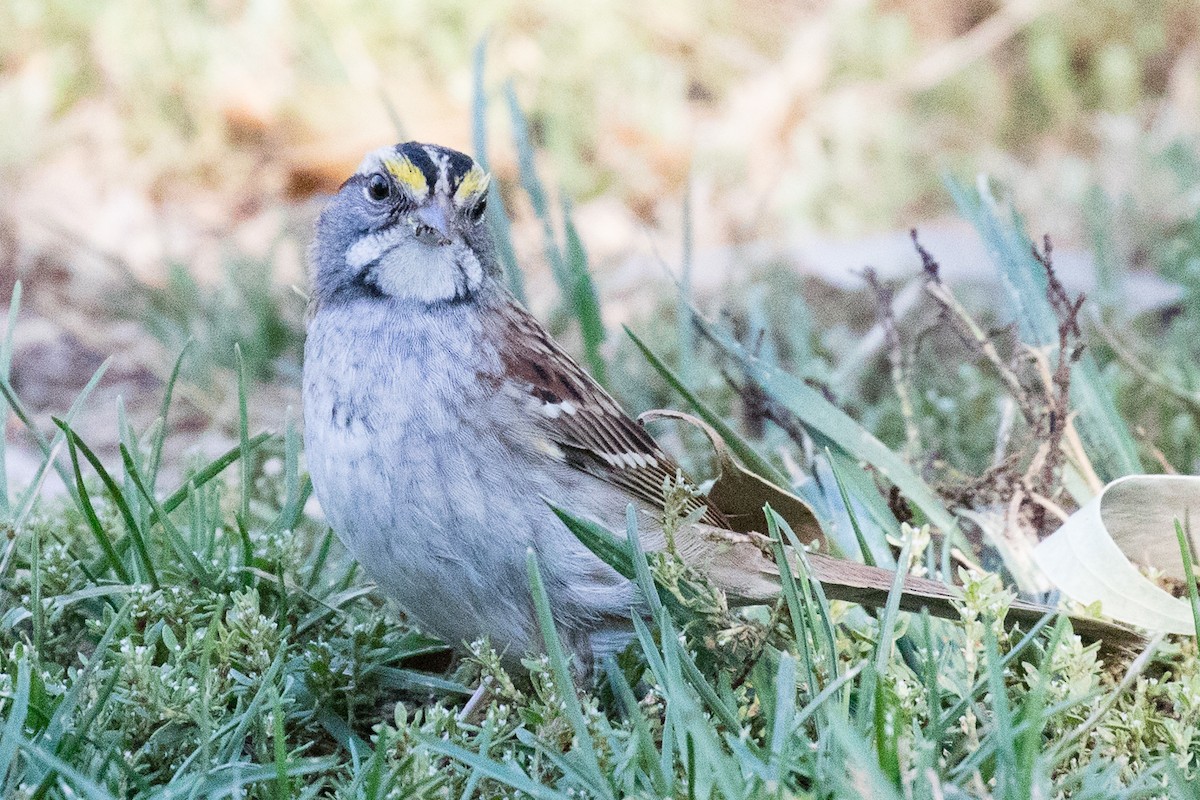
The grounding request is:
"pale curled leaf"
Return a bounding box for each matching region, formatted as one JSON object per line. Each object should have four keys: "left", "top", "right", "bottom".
{"left": 638, "top": 409, "right": 824, "bottom": 548}
{"left": 1033, "top": 475, "right": 1200, "bottom": 635}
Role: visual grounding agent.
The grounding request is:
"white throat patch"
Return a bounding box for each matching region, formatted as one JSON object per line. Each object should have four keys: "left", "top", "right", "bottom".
{"left": 346, "top": 228, "right": 483, "bottom": 304}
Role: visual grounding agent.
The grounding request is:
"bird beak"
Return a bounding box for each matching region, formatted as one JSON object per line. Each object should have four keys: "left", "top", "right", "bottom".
{"left": 413, "top": 203, "right": 452, "bottom": 247}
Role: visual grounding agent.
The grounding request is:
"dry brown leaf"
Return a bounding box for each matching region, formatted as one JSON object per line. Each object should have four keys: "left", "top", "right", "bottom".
{"left": 803, "top": 551, "right": 1145, "bottom": 651}
{"left": 639, "top": 409, "right": 824, "bottom": 547}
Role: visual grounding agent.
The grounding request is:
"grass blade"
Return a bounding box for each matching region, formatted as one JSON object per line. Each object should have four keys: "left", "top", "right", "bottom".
{"left": 271, "top": 688, "right": 289, "bottom": 800}
{"left": 147, "top": 339, "right": 193, "bottom": 491}
{"left": 808, "top": 432, "right": 905, "bottom": 561}
{"left": 263, "top": 409, "right": 311, "bottom": 539}
{"left": 13, "top": 734, "right": 119, "bottom": 800}
{"left": 826, "top": 448, "right": 882, "bottom": 568}
{"left": 30, "top": 525, "right": 42, "bottom": 660}
{"left": 120, "top": 444, "right": 216, "bottom": 589}
{"left": 984, "top": 626, "right": 1018, "bottom": 784}
{"left": 416, "top": 734, "right": 568, "bottom": 800}
{"left": 150, "top": 759, "right": 338, "bottom": 800}
{"left": 602, "top": 656, "right": 671, "bottom": 795}
{"left": 524, "top": 549, "right": 613, "bottom": 799}
{"left": 54, "top": 419, "right": 158, "bottom": 588}
{"left": 1175, "top": 517, "right": 1200, "bottom": 639}
{"left": 935, "top": 612, "right": 1055, "bottom": 735}
{"left": 774, "top": 512, "right": 840, "bottom": 683}
{"left": 765, "top": 507, "right": 818, "bottom": 695}
{"left": 0, "top": 655, "right": 31, "bottom": 782}
{"left": 768, "top": 653, "right": 797, "bottom": 765}
{"left": 155, "top": 432, "right": 273, "bottom": 525}
{"left": 0, "top": 280, "right": 22, "bottom": 519}
{"left": 235, "top": 343, "right": 252, "bottom": 529}
{"left": 550, "top": 502, "right": 689, "bottom": 621}
{"left": 622, "top": 504, "right": 662, "bottom": 619}
{"left": 29, "top": 604, "right": 131, "bottom": 799}
{"left": 506, "top": 83, "right": 567, "bottom": 291}
{"left": 59, "top": 422, "right": 131, "bottom": 584}
{"left": 2, "top": 357, "right": 111, "bottom": 516}
{"left": 561, "top": 197, "right": 607, "bottom": 384}
{"left": 471, "top": 36, "right": 526, "bottom": 304}
{"left": 549, "top": 503, "right": 635, "bottom": 579}
{"left": 873, "top": 527, "right": 915, "bottom": 674}
{"left": 678, "top": 182, "right": 695, "bottom": 380}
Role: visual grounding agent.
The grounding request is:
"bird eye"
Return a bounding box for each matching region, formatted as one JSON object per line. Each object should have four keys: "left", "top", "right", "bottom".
{"left": 468, "top": 196, "right": 487, "bottom": 224}
{"left": 365, "top": 173, "right": 391, "bottom": 202}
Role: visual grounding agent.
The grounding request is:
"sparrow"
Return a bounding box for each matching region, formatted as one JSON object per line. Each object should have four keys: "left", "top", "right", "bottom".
{"left": 302, "top": 142, "right": 1134, "bottom": 675}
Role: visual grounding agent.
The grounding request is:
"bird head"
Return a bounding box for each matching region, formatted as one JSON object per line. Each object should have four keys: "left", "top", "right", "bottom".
{"left": 310, "top": 142, "right": 496, "bottom": 306}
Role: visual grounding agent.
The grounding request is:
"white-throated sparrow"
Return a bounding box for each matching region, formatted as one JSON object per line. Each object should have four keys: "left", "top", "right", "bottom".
{"left": 302, "top": 142, "right": 1133, "bottom": 674}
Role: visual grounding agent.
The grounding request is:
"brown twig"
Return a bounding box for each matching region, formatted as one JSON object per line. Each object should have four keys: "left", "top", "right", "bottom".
{"left": 913, "top": 230, "right": 1091, "bottom": 538}
{"left": 913, "top": 231, "right": 1037, "bottom": 421}
{"left": 1028, "top": 235, "right": 1086, "bottom": 510}
{"left": 863, "top": 267, "right": 922, "bottom": 461}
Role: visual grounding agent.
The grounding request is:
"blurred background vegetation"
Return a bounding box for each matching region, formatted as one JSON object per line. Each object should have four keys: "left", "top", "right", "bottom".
{"left": 2, "top": 0, "right": 1200, "bottom": 482}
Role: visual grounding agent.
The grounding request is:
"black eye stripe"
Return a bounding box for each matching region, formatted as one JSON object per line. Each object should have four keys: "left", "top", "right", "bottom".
{"left": 468, "top": 196, "right": 487, "bottom": 222}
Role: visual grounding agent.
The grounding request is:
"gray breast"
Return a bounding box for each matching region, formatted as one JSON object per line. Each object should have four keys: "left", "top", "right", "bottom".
{"left": 302, "top": 297, "right": 537, "bottom": 648}
{"left": 303, "top": 296, "right": 502, "bottom": 536}
{"left": 301, "top": 295, "right": 642, "bottom": 665}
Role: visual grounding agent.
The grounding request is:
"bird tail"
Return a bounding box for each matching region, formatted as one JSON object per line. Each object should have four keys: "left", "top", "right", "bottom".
{"left": 698, "top": 525, "right": 1145, "bottom": 652}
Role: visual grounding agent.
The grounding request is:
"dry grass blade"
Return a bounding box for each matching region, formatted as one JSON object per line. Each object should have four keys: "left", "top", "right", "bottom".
{"left": 804, "top": 551, "right": 1143, "bottom": 650}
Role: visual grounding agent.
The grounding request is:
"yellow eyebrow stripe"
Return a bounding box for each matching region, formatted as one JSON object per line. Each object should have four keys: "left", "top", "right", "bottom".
{"left": 453, "top": 165, "right": 491, "bottom": 205}
{"left": 382, "top": 156, "right": 429, "bottom": 200}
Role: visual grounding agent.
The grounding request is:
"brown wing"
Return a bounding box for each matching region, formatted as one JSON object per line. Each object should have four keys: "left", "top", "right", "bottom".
{"left": 495, "top": 300, "right": 727, "bottom": 527}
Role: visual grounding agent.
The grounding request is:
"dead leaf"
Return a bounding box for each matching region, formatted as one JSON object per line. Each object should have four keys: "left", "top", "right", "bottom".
{"left": 639, "top": 409, "right": 825, "bottom": 547}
